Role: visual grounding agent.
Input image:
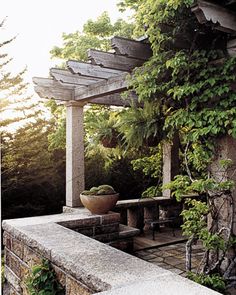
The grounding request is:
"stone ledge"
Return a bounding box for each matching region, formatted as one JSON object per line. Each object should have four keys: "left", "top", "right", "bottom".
{"left": 95, "top": 276, "right": 221, "bottom": 295}
{"left": 2, "top": 209, "right": 220, "bottom": 295}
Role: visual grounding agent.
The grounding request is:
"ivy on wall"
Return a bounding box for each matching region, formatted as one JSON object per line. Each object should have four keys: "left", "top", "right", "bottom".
{"left": 119, "top": 0, "right": 236, "bottom": 291}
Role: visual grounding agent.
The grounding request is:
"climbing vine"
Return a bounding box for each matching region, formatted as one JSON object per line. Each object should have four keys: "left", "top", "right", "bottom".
{"left": 119, "top": 0, "right": 236, "bottom": 291}
{"left": 25, "top": 259, "right": 65, "bottom": 295}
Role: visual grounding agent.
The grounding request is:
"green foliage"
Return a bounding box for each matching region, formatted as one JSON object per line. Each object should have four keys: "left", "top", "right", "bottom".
{"left": 181, "top": 198, "right": 209, "bottom": 237}
{"left": 117, "top": 1, "right": 236, "bottom": 289}
{"left": 26, "top": 259, "right": 65, "bottom": 295}
{"left": 1, "top": 21, "right": 66, "bottom": 220}
{"left": 165, "top": 174, "right": 235, "bottom": 201}
{"left": 187, "top": 272, "right": 226, "bottom": 293}
{"left": 131, "top": 146, "right": 162, "bottom": 197}
{"left": 141, "top": 185, "right": 161, "bottom": 198}
{"left": 118, "top": 102, "right": 163, "bottom": 148}
{"left": 82, "top": 185, "right": 116, "bottom": 196}
{"left": 132, "top": 148, "right": 162, "bottom": 179}
{"left": 85, "top": 107, "right": 121, "bottom": 149}
{"left": 50, "top": 12, "right": 134, "bottom": 62}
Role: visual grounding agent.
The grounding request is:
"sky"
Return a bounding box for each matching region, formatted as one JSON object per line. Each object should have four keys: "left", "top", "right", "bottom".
{"left": 1, "top": 0, "right": 131, "bottom": 86}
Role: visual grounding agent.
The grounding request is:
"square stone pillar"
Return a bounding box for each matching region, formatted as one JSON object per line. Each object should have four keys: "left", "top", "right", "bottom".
{"left": 66, "top": 101, "right": 85, "bottom": 207}
{"left": 162, "top": 133, "right": 180, "bottom": 197}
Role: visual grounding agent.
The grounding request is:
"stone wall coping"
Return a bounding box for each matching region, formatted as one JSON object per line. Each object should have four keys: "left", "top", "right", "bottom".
{"left": 2, "top": 209, "right": 220, "bottom": 294}
{"left": 95, "top": 276, "right": 220, "bottom": 295}
{"left": 115, "top": 194, "right": 199, "bottom": 209}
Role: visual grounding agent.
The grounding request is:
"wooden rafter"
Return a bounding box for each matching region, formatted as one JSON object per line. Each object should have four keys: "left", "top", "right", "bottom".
{"left": 111, "top": 36, "right": 152, "bottom": 60}
{"left": 50, "top": 68, "right": 104, "bottom": 86}
{"left": 33, "top": 77, "right": 75, "bottom": 101}
{"left": 67, "top": 60, "right": 126, "bottom": 79}
{"left": 192, "top": 0, "right": 236, "bottom": 33}
{"left": 88, "top": 49, "right": 145, "bottom": 71}
{"left": 74, "top": 72, "right": 128, "bottom": 101}
{"left": 89, "top": 92, "right": 137, "bottom": 107}
{"left": 33, "top": 36, "right": 151, "bottom": 105}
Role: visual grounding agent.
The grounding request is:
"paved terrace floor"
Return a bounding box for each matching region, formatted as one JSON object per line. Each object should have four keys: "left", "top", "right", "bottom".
{"left": 134, "top": 241, "right": 204, "bottom": 277}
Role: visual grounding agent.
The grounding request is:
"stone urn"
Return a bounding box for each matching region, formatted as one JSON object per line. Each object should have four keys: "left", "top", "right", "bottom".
{"left": 80, "top": 185, "right": 119, "bottom": 215}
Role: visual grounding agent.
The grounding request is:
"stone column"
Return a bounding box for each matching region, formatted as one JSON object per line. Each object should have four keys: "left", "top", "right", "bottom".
{"left": 162, "top": 133, "right": 180, "bottom": 197}
{"left": 66, "top": 101, "right": 85, "bottom": 207}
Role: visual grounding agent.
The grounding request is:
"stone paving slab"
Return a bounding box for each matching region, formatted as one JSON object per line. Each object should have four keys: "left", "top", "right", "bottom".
{"left": 134, "top": 242, "right": 204, "bottom": 277}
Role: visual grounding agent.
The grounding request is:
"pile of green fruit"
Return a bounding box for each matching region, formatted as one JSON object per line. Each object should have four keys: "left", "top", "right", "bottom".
{"left": 81, "top": 185, "right": 116, "bottom": 196}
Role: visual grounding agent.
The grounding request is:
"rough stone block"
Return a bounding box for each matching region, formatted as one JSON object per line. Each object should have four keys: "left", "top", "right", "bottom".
{"left": 108, "top": 238, "right": 134, "bottom": 253}
{"left": 22, "top": 245, "right": 42, "bottom": 268}
{"left": 52, "top": 264, "right": 67, "bottom": 288}
{"left": 100, "top": 213, "right": 120, "bottom": 225}
{"left": 5, "top": 266, "right": 21, "bottom": 293}
{"left": 12, "top": 238, "right": 24, "bottom": 260}
{"left": 93, "top": 232, "right": 119, "bottom": 243}
{"left": 5, "top": 250, "right": 21, "bottom": 278}
{"left": 58, "top": 217, "right": 100, "bottom": 229}
{"left": 19, "top": 262, "right": 29, "bottom": 281}
{"left": 9, "top": 285, "right": 21, "bottom": 295}
{"left": 74, "top": 227, "right": 94, "bottom": 237}
{"left": 94, "top": 224, "right": 119, "bottom": 235}
{"left": 3, "top": 231, "right": 12, "bottom": 250}
{"left": 66, "top": 276, "right": 92, "bottom": 295}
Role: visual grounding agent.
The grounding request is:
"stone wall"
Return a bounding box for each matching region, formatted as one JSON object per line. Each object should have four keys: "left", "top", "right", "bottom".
{"left": 2, "top": 209, "right": 221, "bottom": 295}
{"left": 4, "top": 231, "right": 93, "bottom": 295}
{"left": 3, "top": 211, "right": 122, "bottom": 295}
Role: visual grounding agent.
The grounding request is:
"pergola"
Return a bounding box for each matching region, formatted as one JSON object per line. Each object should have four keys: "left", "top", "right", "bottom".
{"left": 33, "top": 0, "right": 236, "bottom": 209}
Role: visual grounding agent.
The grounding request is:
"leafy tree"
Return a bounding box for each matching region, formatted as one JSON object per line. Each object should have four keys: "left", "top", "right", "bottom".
{"left": 50, "top": 11, "right": 134, "bottom": 61}
{"left": 1, "top": 20, "right": 65, "bottom": 219}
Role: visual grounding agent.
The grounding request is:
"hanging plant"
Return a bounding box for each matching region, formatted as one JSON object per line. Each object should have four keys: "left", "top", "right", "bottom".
{"left": 85, "top": 107, "right": 122, "bottom": 149}
{"left": 118, "top": 102, "right": 163, "bottom": 148}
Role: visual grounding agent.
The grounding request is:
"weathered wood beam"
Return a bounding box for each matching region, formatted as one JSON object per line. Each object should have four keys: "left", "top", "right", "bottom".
{"left": 192, "top": 0, "right": 236, "bottom": 33}
{"left": 33, "top": 77, "right": 74, "bottom": 101}
{"left": 74, "top": 72, "right": 128, "bottom": 101}
{"left": 67, "top": 60, "right": 126, "bottom": 79}
{"left": 111, "top": 36, "right": 152, "bottom": 60}
{"left": 88, "top": 49, "right": 145, "bottom": 71}
{"left": 88, "top": 92, "right": 138, "bottom": 107}
{"left": 50, "top": 68, "right": 104, "bottom": 86}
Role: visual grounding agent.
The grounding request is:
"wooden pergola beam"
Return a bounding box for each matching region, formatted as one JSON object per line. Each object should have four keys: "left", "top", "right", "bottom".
{"left": 192, "top": 0, "right": 236, "bottom": 33}
{"left": 74, "top": 72, "right": 128, "bottom": 101}
{"left": 89, "top": 93, "right": 136, "bottom": 107}
{"left": 50, "top": 68, "right": 104, "bottom": 85}
{"left": 111, "top": 36, "right": 152, "bottom": 60}
{"left": 88, "top": 49, "right": 145, "bottom": 71}
{"left": 33, "top": 77, "right": 75, "bottom": 101}
{"left": 67, "top": 60, "right": 126, "bottom": 79}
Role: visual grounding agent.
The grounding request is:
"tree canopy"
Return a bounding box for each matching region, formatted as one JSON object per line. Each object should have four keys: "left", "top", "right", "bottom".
{"left": 50, "top": 11, "right": 135, "bottom": 61}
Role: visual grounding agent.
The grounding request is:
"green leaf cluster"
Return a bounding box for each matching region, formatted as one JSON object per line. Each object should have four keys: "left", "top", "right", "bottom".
{"left": 187, "top": 272, "right": 226, "bottom": 293}
{"left": 26, "top": 259, "right": 65, "bottom": 295}
{"left": 50, "top": 12, "right": 134, "bottom": 62}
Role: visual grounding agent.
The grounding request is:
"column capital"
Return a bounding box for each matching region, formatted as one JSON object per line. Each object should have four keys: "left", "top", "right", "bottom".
{"left": 66, "top": 100, "right": 86, "bottom": 107}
